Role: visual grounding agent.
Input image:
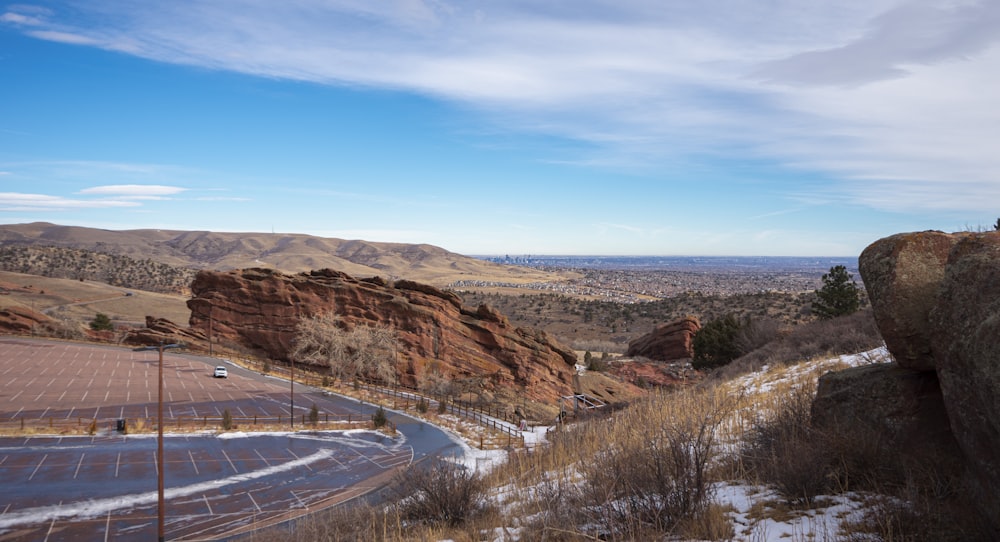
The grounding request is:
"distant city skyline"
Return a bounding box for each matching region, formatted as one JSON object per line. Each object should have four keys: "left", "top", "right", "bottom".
{"left": 2, "top": 2, "right": 999, "bottom": 257}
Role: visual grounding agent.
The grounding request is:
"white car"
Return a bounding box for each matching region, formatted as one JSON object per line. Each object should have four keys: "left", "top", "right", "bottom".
{"left": 213, "top": 366, "right": 228, "bottom": 378}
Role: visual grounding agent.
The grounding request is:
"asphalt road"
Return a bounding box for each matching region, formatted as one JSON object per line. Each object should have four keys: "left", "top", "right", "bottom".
{"left": 0, "top": 337, "right": 463, "bottom": 541}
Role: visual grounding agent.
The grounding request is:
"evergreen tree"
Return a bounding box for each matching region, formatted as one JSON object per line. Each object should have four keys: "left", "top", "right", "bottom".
{"left": 89, "top": 313, "right": 114, "bottom": 331}
{"left": 811, "top": 265, "right": 860, "bottom": 319}
{"left": 692, "top": 313, "right": 745, "bottom": 370}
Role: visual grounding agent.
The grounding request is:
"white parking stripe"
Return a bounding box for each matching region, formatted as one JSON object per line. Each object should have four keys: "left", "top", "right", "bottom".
{"left": 28, "top": 454, "right": 47, "bottom": 481}
{"left": 188, "top": 450, "right": 200, "bottom": 475}
{"left": 221, "top": 449, "right": 238, "bottom": 473}
{"left": 73, "top": 453, "right": 85, "bottom": 479}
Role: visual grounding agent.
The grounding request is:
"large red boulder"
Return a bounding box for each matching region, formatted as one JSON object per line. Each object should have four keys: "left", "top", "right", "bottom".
{"left": 842, "top": 230, "right": 1000, "bottom": 525}
{"left": 625, "top": 316, "right": 700, "bottom": 362}
{"left": 858, "top": 231, "right": 965, "bottom": 370}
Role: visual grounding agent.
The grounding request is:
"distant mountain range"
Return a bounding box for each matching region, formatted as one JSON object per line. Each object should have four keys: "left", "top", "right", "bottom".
{"left": 0, "top": 222, "right": 563, "bottom": 287}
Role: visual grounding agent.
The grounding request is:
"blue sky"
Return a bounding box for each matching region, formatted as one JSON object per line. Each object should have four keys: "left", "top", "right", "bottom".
{"left": 2, "top": 1, "right": 999, "bottom": 257}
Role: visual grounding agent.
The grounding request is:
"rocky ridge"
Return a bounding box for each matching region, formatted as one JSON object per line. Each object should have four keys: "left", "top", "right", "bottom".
{"left": 181, "top": 268, "right": 578, "bottom": 403}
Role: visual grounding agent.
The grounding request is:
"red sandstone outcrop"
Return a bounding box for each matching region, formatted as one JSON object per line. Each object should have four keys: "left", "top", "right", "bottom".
{"left": 0, "top": 305, "right": 49, "bottom": 335}
{"left": 814, "top": 230, "right": 1000, "bottom": 526}
{"left": 858, "top": 231, "right": 967, "bottom": 370}
{"left": 123, "top": 316, "right": 208, "bottom": 348}
{"left": 624, "top": 316, "right": 700, "bottom": 362}
{"left": 185, "top": 268, "right": 577, "bottom": 402}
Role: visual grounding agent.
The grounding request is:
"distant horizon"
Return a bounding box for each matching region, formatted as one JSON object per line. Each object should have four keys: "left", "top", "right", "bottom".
{"left": 3, "top": 3, "right": 997, "bottom": 256}
{"left": 2, "top": 220, "right": 863, "bottom": 260}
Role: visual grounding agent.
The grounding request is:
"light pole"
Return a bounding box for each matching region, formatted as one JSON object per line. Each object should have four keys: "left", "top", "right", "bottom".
{"left": 134, "top": 342, "right": 181, "bottom": 542}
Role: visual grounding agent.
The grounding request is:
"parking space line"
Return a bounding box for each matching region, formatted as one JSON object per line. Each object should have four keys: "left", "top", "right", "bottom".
{"left": 104, "top": 511, "right": 111, "bottom": 542}
{"left": 115, "top": 452, "right": 121, "bottom": 478}
{"left": 188, "top": 450, "right": 200, "bottom": 475}
{"left": 203, "top": 495, "right": 214, "bottom": 515}
{"left": 254, "top": 449, "right": 271, "bottom": 467}
{"left": 10, "top": 391, "right": 22, "bottom": 402}
{"left": 290, "top": 490, "right": 307, "bottom": 509}
{"left": 43, "top": 509, "right": 57, "bottom": 542}
{"left": 221, "top": 449, "right": 238, "bottom": 473}
{"left": 74, "top": 453, "right": 85, "bottom": 479}
{"left": 286, "top": 449, "right": 313, "bottom": 471}
{"left": 81, "top": 390, "right": 88, "bottom": 402}
{"left": 65, "top": 407, "right": 75, "bottom": 419}
{"left": 28, "top": 454, "right": 47, "bottom": 481}
{"left": 247, "top": 491, "right": 262, "bottom": 513}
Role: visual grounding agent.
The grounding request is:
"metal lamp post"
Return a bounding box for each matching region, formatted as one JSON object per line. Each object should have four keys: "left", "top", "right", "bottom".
{"left": 134, "top": 342, "right": 182, "bottom": 542}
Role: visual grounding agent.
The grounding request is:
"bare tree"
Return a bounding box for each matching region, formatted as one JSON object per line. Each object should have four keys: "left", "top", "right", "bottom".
{"left": 291, "top": 313, "right": 399, "bottom": 384}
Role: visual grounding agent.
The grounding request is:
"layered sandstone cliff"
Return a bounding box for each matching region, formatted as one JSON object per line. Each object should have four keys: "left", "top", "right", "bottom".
{"left": 184, "top": 268, "right": 577, "bottom": 402}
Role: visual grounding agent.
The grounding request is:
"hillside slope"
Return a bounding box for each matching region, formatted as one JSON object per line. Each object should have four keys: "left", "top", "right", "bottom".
{"left": 0, "top": 222, "right": 566, "bottom": 287}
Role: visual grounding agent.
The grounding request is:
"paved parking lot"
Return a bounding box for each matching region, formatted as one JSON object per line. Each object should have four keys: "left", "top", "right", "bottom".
{"left": 0, "top": 338, "right": 461, "bottom": 541}
{"left": 1, "top": 338, "right": 354, "bottom": 425}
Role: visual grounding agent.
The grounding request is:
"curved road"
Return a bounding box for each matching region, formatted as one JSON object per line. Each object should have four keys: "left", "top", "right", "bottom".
{"left": 0, "top": 337, "right": 463, "bottom": 540}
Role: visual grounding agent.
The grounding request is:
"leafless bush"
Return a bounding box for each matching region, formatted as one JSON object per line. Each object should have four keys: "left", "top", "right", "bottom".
{"left": 580, "top": 388, "right": 734, "bottom": 537}
{"left": 739, "top": 384, "right": 832, "bottom": 504}
{"left": 291, "top": 312, "right": 398, "bottom": 384}
{"left": 734, "top": 316, "right": 780, "bottom": 355}
{"left": 393, "top": 458, "right": 492, "bottom": 527}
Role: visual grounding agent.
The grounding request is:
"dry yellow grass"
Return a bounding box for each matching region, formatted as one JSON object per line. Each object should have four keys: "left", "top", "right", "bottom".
{"left": 0, "top": 270, "right": 191, "bottom": 324}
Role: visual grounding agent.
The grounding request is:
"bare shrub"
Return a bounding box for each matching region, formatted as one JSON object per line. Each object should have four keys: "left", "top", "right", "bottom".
{"left": 393, "top": 458, "right": 491, "bottom": 527}
{"left": 739, "top": 384, "right": 831, "bottom": 504}
{"left": 734, "top": 316, "right": 780, "bottom": 355}
{"left": 291, "top": 312, "right": 398, "bottom": 384}
{"left": 580, "top": 388, "right": 734, "bottom": 537}
{"left": 717, "top": 309, "right": 882, "bottom": 380}
{"left": 512, "top": 470, "right": 590, "bottom": 542}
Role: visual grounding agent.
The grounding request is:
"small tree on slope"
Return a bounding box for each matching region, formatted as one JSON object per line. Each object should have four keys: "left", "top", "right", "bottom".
{"left": 811, "top": 265, "right": 860, "bottom": 319}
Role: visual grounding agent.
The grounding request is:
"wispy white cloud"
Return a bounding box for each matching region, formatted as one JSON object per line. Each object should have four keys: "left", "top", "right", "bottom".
{"left": 0, "top": 192, "right": 140, "bottom": 211}
{"left": 78, "top": 184, "right": 187, "bottom": 199}
{"left": 4, "top": 0, "right": 999, "bottom": 216}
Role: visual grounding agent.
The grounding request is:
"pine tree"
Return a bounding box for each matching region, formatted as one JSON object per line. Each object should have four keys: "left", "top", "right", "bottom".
{"left": 89, "top": 313, "right": 114, "bottom": 331}
{"left": 811, "top": 265, "right": 860, "bottom": 319}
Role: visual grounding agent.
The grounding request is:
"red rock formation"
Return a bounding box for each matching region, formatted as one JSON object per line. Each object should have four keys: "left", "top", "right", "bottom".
{"left": 817, "top": 230, "right": 1000, "bottom": 526}
{"left": 624, "top": 316, "right": 700, "bottom": 362}
{"left": 185, "top": 268, "right": 577, "bottom": 402}
{"left": 859, "top": 231, "right": 967, "bottom": 370}
{"left": 122, "top": 316, "right": 208, "bottom": 348}
{"left": 0, "top": 305, "right": 49, "bottom": 335}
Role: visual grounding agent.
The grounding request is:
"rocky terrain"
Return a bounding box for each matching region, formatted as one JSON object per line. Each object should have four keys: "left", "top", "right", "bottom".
{"left": 812, "top": 230, "right": 1000, "bottom": 528}
{"left": 171, "top": 268, "right": 580, "bottom": 404}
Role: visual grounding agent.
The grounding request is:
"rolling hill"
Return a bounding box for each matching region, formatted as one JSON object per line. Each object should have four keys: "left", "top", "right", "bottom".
{"left": 0, "top": 222, "right": 568, "bottom": 287}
